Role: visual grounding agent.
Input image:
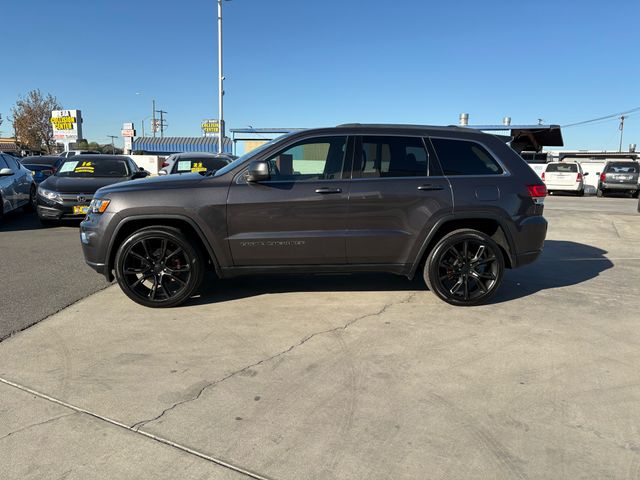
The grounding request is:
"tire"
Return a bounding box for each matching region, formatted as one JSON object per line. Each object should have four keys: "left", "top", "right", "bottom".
{"left": 114, "top": 226, "right": 204, "bottom": 308}
{"left": 632, "top": 190, "right": 639, "bottom": 199}
{"left": 24, "top": 185, "right": 37, "bottom": 212}
{"left": 424, "top": 229, "right": 505, "bottom": 306}
{"left": 576, "top": 188, "right": 584, "bottom": 197}
{"left": 0, "top": 194, "right": 4, "bottom": 224}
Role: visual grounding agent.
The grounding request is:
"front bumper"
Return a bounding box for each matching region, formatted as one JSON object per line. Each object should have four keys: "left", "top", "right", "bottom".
{"left": 80, "top": 212, "right": 116, "bottom": 281}
{"left": 37, "top": 194, "right": 94, "bottom": 220}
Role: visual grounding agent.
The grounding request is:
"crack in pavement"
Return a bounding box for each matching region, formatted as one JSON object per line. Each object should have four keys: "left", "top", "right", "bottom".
{"left": 131, "top": 292, "right": 417, "bottom": 431}
{"left": 0, "top": 412, "right": 76, "bottom": 441}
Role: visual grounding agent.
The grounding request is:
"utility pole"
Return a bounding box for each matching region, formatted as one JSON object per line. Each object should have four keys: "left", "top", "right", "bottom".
{"left": 152, "top": 99, "right": 156, "bottom": 138}
{"left": 156, "top": 109, "right": 168, "bottom": 138}
{"left": 107, "top": 135, "right": 118, "bottom": 154}
{"left": 217, "top": 0, "right": 225, "bottom": 153}
{"left": 619, "top": 115, "right": 626, "bottom": 152}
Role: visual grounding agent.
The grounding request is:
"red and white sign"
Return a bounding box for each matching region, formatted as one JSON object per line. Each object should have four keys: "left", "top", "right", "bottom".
{"left": 121, "top": 129, "right": 136, "bottom": 137}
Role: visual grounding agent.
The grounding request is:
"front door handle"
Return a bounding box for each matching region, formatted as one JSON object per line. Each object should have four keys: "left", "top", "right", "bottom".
{"left": 418, "top": 184, "right": 444, "bottom": 191}
{"left": 315, "top": 187, "right": 342, "bottom": 194}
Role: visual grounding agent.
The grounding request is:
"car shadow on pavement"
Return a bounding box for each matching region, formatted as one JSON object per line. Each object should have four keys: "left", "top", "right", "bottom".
{"left": 0, "top": 212, "right": 80, "bottom": 232}
{"left": 490, "top": 240, "right": 613, "bottom": 304}
{"left": 190, "top": 272, "right": 426, "bottom": 306}
{"left": 189, "top": 240, "right": 612, "bottom": 307}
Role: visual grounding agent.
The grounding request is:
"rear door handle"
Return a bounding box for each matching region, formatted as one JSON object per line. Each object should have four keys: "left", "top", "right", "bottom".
{"left": 315, "top": 187, "right": 342, "bottom": 194}
{"left": 418, "top": 184, "right": 444, "bottom": 191}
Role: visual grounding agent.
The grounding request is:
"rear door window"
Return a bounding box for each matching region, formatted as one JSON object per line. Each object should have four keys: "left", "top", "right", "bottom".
{"left": 546, "top": 163, "right": 578, "bottom": 173}
{"left": 353, "top": 136, "right": 428, "bottom": 178}
{"left": 430, "top": 138, "right": 503, "bottom": 176}
{"left": 606, "top": 163, "right": 639, "bottom": 173}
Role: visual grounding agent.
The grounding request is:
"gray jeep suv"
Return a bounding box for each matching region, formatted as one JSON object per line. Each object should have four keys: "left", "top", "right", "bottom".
{"left": 80, "top": 124, "right": 548, "bottom": 307}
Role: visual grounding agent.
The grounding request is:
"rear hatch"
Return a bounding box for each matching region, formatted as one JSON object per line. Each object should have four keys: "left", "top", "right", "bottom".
{"left": 604, "top": 162, "right": 639, "bottom": 185}
{"left": 544, "top": 163, "right": 579, "bottom": 186}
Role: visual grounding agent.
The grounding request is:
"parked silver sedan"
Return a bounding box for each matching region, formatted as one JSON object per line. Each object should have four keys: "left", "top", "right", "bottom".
{"left": 0, "top": 153, "right": 36, "bottom": 221}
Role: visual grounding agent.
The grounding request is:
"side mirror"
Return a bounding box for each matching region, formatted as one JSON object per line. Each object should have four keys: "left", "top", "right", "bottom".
{"left": 158, "top": 169, "right": 168, "bottom": 176}
{"left": 132, "top": 170, "right": 148, "bottom": 179}
{"left": 0, "top": 168, "right": 13, "bottom": 176}
{"left": 246, "top": 160, "right": 270, "bottom": 182}
{"left": 583, "top": 172, "right": 589, "bottom": 176}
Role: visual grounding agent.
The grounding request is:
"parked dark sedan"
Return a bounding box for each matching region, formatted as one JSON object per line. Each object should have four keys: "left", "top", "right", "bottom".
{"left": 37, "top": 155, "right": 148, "bottom": 224}
{"left": 20, "top": 155, "right": 64, "bottom": 184}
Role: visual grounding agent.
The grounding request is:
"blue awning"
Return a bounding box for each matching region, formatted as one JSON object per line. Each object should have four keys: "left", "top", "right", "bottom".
{"left": 132, "top": 136, "right": 233, "bottom": 154}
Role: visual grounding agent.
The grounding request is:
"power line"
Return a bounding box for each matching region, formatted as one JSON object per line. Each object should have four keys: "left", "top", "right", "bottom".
{"left": 562, "top": 106, "right": 640, "bottom": 128}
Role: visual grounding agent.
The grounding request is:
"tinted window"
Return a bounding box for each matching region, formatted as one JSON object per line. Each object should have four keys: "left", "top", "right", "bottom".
{"left": 355, "top": 136, "right": 428, "bottom": 178}
{"left": 4, "top": 155, "right": 19, "bottom": 170}
{"left": 546, "top": 163, "right": 578, "bottom": 173}
{"left": 173, "top": 156, "right": 230, "bottom": 173}
{"left": 21, "top": 157, "right": 59, "bottom": 166}
{"left": 605, "top": 163, "right": 639, "bottom": 173}
{"left": 57, "top": 158, "right": 130, "bottom": 177}
{"left": 263, "top": 136, "right": 347, "bottom": 181}
{"left": 431, "top": 138, "right": 503, "bottom": 176}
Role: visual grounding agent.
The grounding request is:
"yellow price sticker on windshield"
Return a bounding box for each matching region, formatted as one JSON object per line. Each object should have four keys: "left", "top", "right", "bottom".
{"left": 75, "top": 161, "right": 94, "bottom": 173}
{"left": 191, "top": 162, "right": 207, "bottom": 173}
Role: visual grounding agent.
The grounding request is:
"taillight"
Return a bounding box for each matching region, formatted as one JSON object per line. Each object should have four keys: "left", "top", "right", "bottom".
{"left": 541, "top": 171, "right": 545, "bottom": 181}
{"left": 527, "top": 184, "right": 547, "bottom": 198}
{"left": 576, "top": 172, "right": 583, "bottom": 182}
{"left": 161, "top": 162, "right": 169, "bottom": 168}
{"left": 600, "top": 173, "right": 606, "bottom": 182}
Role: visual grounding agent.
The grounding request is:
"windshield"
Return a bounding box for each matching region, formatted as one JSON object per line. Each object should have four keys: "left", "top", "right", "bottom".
{"left": 174, "top": 156, "right": 230, "bottom": 173}
{"left": 57, "top": 158, "right": 130, "bottom": 178}
{"left": 213, "top": 134, "right": 296, "bottom": 177}
{"left": 546, "top": 163, "right": 577, "bottom": 173}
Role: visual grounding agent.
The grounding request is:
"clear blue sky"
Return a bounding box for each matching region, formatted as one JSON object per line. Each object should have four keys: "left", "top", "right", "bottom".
{"left": 1, "top": 0, "right": 639, "bottom": 150}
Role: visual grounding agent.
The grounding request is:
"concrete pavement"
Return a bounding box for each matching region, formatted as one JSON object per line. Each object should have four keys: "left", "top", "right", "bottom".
{"left": 1, "top": 196, "right": 640, "bottom": 480}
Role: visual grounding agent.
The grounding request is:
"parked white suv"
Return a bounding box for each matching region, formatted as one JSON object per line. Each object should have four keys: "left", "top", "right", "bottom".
{"left": 542, "top": 162, "right": 587, "bottom": 196}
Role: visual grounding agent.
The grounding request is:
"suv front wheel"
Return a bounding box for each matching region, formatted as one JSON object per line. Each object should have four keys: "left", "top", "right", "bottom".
{"left": 114, "top": 227, "right": 204, "bottom": 308}
{"left": 424, "top": 229, "right": 505, "bottom": 306}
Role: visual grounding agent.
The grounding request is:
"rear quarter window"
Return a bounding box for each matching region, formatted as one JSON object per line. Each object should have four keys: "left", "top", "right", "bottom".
{"left": 431, "top": 138, "right": 503, "bottom": 176}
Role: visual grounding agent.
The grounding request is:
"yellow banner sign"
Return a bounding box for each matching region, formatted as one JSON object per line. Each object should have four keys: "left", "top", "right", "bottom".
{"left": 51, "top": 116, "right": 77, "bottom": 130}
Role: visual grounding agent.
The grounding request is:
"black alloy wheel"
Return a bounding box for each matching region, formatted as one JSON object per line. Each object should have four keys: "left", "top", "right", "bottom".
{"left": 425, "top": 229, "right": 504, "bottom": 306}
{"left": 115, "top": 227, "right": 204, "bottom": 308}
{"left": 24, "top": 185, "right": 36, "bottom": 212}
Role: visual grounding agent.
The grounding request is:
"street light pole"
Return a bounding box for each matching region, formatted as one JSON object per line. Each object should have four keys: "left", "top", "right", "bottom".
{"left": 217, "top": 0, "right": 225, "bottom": 154}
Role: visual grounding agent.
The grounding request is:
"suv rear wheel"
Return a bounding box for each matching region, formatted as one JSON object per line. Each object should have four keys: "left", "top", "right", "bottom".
{"left": 114, "top": 227, "right": 204, "bottom": 308}
{"left": 424, "top": 229, "right": 505, "bottom": 306}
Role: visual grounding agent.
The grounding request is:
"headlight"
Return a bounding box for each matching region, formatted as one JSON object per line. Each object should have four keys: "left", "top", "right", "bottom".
{"left": 37, "top": 187, "right": 63, "bottom": 203}
{"left": 89, "top": 198, "right": 111, "bottom": 214}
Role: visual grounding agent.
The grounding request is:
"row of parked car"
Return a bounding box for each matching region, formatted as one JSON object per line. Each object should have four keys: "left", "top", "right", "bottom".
{"left": 540, "top": 160, "right": 640, "bottom": 198}
{"left": 0, "top": 151, "right": 236, "bottom": 225}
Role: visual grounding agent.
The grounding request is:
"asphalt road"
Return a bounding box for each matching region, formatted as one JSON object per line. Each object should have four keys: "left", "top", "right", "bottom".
{"left": 0, "top": 211, "right": 109, "bottom": 341}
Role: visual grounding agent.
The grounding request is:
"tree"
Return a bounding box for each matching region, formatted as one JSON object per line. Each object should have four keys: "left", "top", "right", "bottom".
{"left": 11, "top": 90, "right": 62, "bottom": 153}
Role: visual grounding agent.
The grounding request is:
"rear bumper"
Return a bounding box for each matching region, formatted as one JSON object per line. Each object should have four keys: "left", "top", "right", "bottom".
{"left": 545, "top": 182, "right": 582, "bottom": 191}
{"left": 511, "top": 215, "right": 547, "bottom": 268}
{"left": 601, "top": 182, "right": 638, "bottom": 191}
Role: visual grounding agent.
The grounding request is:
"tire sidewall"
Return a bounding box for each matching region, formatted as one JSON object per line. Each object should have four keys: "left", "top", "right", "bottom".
{"left": 115, "top": 228, "right": 203, "bottom": 308}
{"left": 424, "top": 229, "right": 505, "bottom": 307}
